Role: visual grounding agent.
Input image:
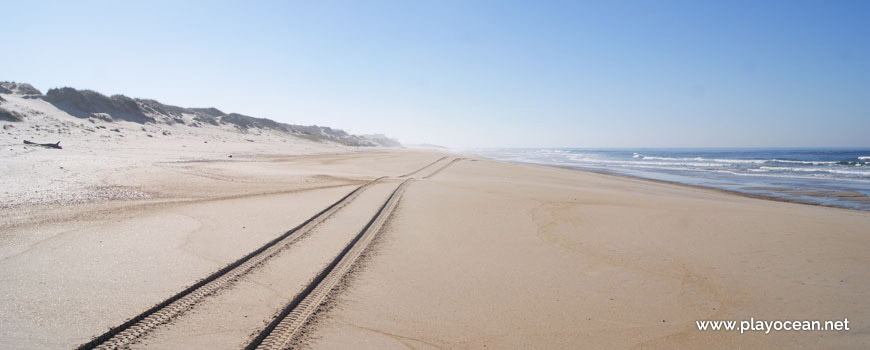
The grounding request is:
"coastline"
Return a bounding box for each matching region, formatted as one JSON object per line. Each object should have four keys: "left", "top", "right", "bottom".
{"left": 477, "top": 156, "right": 870, "bottom": 213}
{"left": 551, "top": 163, "right": 870, "bottom": 213}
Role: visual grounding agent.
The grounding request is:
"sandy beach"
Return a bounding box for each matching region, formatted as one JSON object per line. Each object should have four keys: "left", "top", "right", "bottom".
{"left": 5, "top": 2, "right": 868, "bottom": 348}
{"left": 2, "top": 139, "right": 868, "bottom": 349}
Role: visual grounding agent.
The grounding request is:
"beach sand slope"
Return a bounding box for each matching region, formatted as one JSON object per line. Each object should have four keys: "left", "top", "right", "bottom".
{"left": 301, "top": 158, "right": 870, "bottom": 349}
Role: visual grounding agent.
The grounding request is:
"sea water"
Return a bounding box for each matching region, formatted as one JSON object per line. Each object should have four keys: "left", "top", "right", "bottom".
{"left": 474, "top": 148, "right": 870, "bottom": 211}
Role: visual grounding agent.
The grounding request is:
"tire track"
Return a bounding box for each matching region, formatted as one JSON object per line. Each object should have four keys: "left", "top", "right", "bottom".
{"left": 423, "top": 158, "right": 464, "bottom": 179}
{"left": 76, "top": 177, "right": 385, "bottom": 350}
{"left": 245, "top": 179, "right": 413, "bottom": 350}
{"left": 399, "top": 156, "right": 447, "bottom": 178}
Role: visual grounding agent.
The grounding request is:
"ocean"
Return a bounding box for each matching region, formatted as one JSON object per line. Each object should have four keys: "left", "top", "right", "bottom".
{"left": 474, "top": 148, "right": 870, "bottom": 211}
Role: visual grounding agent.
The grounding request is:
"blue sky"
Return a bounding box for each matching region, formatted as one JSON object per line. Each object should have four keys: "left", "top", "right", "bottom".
{"left": 2, "top": 0, "right": 868, "bottom": 148}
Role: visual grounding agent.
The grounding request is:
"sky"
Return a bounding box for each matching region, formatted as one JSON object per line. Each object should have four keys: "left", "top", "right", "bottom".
{"left": 2, "top": 0, "right": 868, "bottom": 148}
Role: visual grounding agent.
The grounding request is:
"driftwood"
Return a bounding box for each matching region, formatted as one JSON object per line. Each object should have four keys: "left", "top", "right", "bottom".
{"left": 23, "top": 140, "right": 62, "bottom": 149}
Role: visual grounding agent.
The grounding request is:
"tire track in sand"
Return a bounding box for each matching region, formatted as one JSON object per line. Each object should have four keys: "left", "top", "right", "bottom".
{"left": 77, "top": 178, "right": 385, "bottom": 350}
{"left": 399, "top": 156, "right": 447, "bottom": 178}
{"left": 246, "top": 179, "right": 413, "bottom": 350}
{"left": 423, "top": 158, "right": 464, "bottom": 179}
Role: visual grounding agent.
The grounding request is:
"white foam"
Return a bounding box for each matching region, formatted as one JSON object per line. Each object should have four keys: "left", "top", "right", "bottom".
{"left": 566, "top": 155, "right": 728, "bottom": 168}
{"left": 755, "top": 166, "right": 870, "bottom": 176}
{"left": 636, "top": 154, "right": 841, "bottom": 165}
{"left": 769, "top": 159, "right": 839, "bottom": 165}
{"left": 640, "top": 155, "right": 767, "bottom": 164}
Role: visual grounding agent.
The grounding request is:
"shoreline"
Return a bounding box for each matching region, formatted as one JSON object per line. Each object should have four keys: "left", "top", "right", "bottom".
{"left": 480, "top": 157, "right": 870, "bottom": 213}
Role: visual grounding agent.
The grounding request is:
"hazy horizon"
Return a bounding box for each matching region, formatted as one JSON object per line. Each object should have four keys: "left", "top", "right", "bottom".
{"left": 3, "top": 1, "right": 868, "bottom": 148}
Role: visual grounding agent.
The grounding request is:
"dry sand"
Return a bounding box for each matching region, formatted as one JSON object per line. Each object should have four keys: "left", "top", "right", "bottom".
{"left": 0, "top": 147, "right": 444, "bottom": 349}
{"left": 2, "top": 104, "right": 869, "bottom": 348}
